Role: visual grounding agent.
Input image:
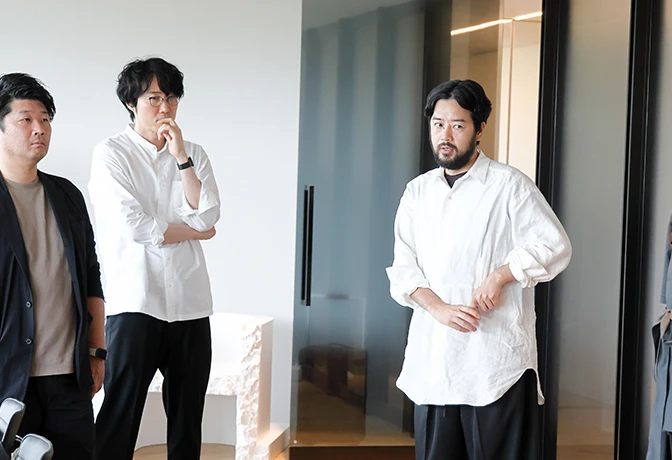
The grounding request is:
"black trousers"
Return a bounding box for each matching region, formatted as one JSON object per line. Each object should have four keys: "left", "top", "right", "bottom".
{"left": 19, "top": 373, "right": 94, "bottom": 460}
{"left": 94, "top": 313, "right": 211, "bottom": 460}
{"left": 414, "top": 369, "right": 540, "bottom": 460}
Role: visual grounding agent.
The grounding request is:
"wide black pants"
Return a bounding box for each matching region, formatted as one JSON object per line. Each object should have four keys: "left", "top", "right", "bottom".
{"left": 94, "top": 313, "right": 211, "bottom": 460}
{"left": 414, "top": 369, "right": 540, "bottom": 460}
{"left": 19, "top": 373, "right": 95, "bottom": 460}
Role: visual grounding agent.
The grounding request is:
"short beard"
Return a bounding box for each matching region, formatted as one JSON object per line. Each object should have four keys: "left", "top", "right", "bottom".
{"left": 432, "top": 135, "right": 478, "bottom": 170}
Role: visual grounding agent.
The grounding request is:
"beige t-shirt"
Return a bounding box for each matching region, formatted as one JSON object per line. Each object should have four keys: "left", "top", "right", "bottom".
{"left": 6, "top": 178, "right": 76, "bottom": 376}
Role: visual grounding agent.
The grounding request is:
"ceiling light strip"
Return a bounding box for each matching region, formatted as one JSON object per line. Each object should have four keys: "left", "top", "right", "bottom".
{"left": 513, "top": 11, "right": 543, "bottom": 21}
{"left": 450, "top": 11, "right": 542, "bottom": 36}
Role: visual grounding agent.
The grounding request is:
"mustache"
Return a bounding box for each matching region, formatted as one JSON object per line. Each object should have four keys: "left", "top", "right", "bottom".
{"left": 438, "top": 142, "right": 457, "bottom": 150}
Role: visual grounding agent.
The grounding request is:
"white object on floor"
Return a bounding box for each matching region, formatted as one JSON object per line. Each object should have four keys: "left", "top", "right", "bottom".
{"left": 93, "top": 313, "right": 287, "bottom": 460}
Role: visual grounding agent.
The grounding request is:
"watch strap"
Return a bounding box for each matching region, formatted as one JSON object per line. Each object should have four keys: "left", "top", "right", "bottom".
{"left": 89, "top": 347, "right": 107, "bottom": 360}
{"left": 177, "top": 157, "right": 194, "bottom": 170}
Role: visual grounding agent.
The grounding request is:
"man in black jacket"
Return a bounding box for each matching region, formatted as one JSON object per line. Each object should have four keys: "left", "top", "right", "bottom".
{"left": 0, "top": 73, "right": 105, "bottom": 459}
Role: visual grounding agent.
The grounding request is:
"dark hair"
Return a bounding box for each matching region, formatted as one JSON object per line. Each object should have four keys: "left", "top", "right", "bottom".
{"left": 424, "top": 80, "right": 492, "bottom": 129}
{"left": 0, "top": 73, "right": 56, "bottom": 131}
{"left": 116, "top": 57, "right": 184, "bottom": 121}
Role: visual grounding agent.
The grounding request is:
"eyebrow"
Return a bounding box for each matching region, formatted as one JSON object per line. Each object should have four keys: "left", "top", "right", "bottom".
{"left": 431, "top": 116, "right": 466, "bottom": 123}
{"left": 18, "top": 109, "right": 48, "bottom": 115}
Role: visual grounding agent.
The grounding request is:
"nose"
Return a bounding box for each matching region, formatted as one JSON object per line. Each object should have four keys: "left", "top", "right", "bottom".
{"left": 158, "top": 98, "right": 171, "bottom": 112}
{"left": 32, "top": 121, "right": 45, "bottom": 136}
{"left": 441, "top": 126, "right": 453, "bottom": 143}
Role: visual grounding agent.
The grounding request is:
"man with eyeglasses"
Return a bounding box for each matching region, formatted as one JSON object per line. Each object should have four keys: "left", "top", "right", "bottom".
{"left": 89, "top": 57, "right": 221, "bottom": 460}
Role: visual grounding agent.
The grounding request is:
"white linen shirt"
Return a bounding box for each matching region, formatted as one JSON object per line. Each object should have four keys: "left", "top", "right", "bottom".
{"left": 386, "top": 152, "right": 571, "bottom": 406}
{"left": 88, "top": 125, "right": 221, "bottom": 322}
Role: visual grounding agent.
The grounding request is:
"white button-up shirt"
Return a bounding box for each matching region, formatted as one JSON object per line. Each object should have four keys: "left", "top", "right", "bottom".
{"left": 386, "top": 152, "right": 571, "bottom": 406}
{"left": 88, "top": 125, "right": 221, "bottom": 322}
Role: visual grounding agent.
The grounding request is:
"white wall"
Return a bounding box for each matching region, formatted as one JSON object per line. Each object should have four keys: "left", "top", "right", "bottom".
{"left": 506, "top": 21, "right": 541, "bottom": 180}
{"left": 2, "top": 0, "right": 302, "bottom": 424}
{"left": 450, "top": 42, "right": 499, "bottom": 159}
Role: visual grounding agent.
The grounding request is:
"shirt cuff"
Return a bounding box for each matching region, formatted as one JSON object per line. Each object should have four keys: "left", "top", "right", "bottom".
{"left": 152, "top": 218, "right": 169, "bottom": 246}
{"left": 505, "top": 248, "right": 549, "bottom": 288}
{"left": 386, "top": 265, "right": 430, "bottom": 308}
{"left": 175, "top": 187, "right": 219, "bottom": 218}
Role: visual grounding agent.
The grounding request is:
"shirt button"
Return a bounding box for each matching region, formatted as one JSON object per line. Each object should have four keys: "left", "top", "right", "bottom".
{"left": 448, "top": 196, "right": 453, "bottom": 200}
{"left": 25, "top": 338, "right": 33, "bottom": 345}
{"left": 26, "top": 301, "right": 32, "bottom": 308}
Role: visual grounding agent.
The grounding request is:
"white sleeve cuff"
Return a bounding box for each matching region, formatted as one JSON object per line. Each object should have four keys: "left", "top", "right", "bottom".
{"left": 505, "top": 248, "right": 549, "bottom": 288}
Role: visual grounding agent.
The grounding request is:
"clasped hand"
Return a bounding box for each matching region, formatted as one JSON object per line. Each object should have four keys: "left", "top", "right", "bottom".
{"left": 429, "top": 271, "right": 505, "bottom": 333}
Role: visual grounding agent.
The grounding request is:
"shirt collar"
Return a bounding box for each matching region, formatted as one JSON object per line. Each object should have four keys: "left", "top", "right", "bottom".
{"left": 124, "top": 124, "right": 169, "bottom": 157}
{"left": 466, "top": 150, "right": 490, "bottom": 184}
{"left": 431, "top": 150, "right": 491, "bottom": 185}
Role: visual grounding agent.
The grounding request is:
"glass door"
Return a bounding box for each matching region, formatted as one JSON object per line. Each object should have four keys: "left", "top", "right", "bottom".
{"left": 292, "top": 0, "right": 426, "bottom": 448}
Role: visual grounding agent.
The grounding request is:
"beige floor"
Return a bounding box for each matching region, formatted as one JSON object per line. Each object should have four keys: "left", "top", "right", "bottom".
{"left": 134, "top": 444, "right": 289, "bottom": 459}
{"left": 136, "top": 386, "right": 614, "bottom": 459}
{"left": 293, "top": 380, "right": 413, "bottom": 447}
{"left": 556, "top": 403, "right": 613, "bottom": 460}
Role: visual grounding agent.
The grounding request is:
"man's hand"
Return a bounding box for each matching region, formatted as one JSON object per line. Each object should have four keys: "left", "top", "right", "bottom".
{"left": 427, "top": 302, "right": 481, "bottom": 333}
{"left": 197, "top": 227, "right": 216, "bottom": 240}
{"left": 156, "top": 118, "right": 187, "bottom": 162}
{"left": 163, "top": 225, "right": 216, "bottom": 244}
{"left": 471, "top": 265, "right": 515, "bottom": 312}
{"left": 90, "top": 357, "right": 104, "bottom": 397}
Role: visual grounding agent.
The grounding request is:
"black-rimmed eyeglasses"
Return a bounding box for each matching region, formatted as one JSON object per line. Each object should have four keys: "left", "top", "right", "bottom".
{"left": 143, "top": 95, "right": 180, "bottom": 107}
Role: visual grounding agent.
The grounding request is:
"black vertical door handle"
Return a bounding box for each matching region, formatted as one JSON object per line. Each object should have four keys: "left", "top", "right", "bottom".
{"left": 301, "top": 185, "right": 315, "bottom": 306}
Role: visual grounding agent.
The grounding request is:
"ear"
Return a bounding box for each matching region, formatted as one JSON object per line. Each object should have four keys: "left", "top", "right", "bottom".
{"left": 126, "top": 103, "right": 136, "bottom": 115}
{"left": 475, "top": 122, "right": 486, "bottom": 142}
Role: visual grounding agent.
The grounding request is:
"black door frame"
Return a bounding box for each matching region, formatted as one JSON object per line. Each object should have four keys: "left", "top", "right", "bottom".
{"left": 535, "top": 0, "right": 657, "bottom": 458}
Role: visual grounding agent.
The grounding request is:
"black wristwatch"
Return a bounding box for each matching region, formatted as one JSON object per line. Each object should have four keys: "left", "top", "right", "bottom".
{"left": 177, "top": 157, "right": 194, "bottom": 170}
{"left": 90, "top": 347, "right": 107, "bottom": 361}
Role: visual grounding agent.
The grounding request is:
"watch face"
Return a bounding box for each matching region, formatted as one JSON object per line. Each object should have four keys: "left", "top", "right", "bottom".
{"left": 92, "top": 348, "right": 107, "bottom": 360}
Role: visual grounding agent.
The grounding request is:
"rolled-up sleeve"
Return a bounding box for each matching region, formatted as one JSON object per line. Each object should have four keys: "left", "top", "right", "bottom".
{"left": 505, "top": 179, "right": 572, "bottom": 288}
{"left": 174, "top": 146, "right": 221, "bottom": 232}
{"left": 386, "top": 185, "right": 430, "bottom": 308}
{"left": 88, "top": 145, "right": 168, "bottom": 246}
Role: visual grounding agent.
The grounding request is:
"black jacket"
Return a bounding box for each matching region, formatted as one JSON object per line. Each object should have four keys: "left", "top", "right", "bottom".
{"left": 0, "top": 171, "right": 104, "bottom": 400}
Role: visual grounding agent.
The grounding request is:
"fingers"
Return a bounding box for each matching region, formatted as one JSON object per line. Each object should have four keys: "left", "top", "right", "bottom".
{"left": 449, "top": 315, "right": 477, "bottom": 333}
{"left": 464, "top": 302, "right": 481, "bottom": 318}
{"left": 471, "top": 292, "right": 498, "bottom": 311}
{"left": 449, "top": 323, "right": 471, "bottom": 333}
{"left": 476, "top": 297, "right": 495, "bottom": 311}
{"left": 156, "top": 120, "right": 181, "bottom": 138}
{"left": 457, "top": 309, "right": 479, "bottom": 331}
{"left": 157, "top": 117, "right": 178, "bottom": 127}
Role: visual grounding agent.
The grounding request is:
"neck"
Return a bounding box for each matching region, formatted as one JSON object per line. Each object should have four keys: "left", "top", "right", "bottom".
{"left": 133, "top": 123, "right": 166, "bottom": 150}
{"left": 0, "top": 159, "right": 38, "bottom": 184}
